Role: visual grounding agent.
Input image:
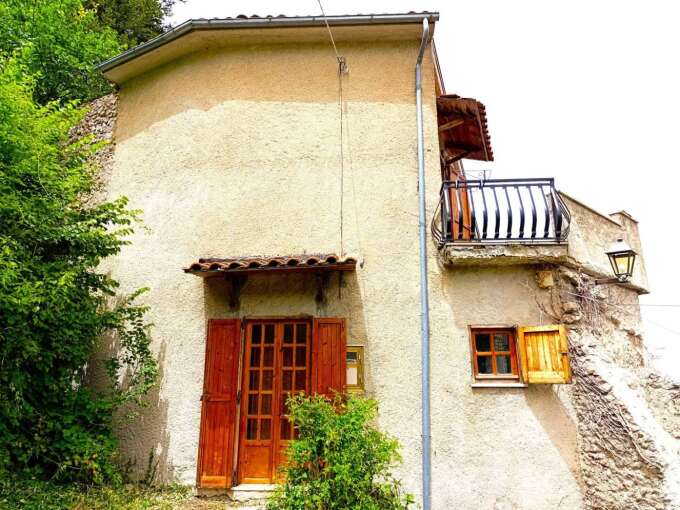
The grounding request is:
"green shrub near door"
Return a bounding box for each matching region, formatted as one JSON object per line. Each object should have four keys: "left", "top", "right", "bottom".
{"left": 267, "top": 395, "right": 414, "bottom": 510}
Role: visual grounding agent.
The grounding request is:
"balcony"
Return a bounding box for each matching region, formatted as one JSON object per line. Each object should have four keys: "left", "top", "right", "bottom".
{"left": 432, "top": 178, "right": 573, "bottom": 266}
{"left": 432, "top": 178, "right": 571, "bottom": 246}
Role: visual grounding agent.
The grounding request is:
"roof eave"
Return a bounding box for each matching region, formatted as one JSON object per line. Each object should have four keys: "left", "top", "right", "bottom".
{"left": 97, "top": 12, "right": 440, "bottom": 75}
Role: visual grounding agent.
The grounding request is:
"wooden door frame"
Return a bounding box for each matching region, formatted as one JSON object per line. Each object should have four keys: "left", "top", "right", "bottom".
{"left": 235, "top": 317, "right": 313, "bottom": 485}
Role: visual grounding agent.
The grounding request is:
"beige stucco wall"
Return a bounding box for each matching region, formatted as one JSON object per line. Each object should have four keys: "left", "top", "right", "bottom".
{"left": 561, "top": 193, "right": 649, "bottom": 292}
{"left": 103, "top": 32, "right": 585, "bottom": 509}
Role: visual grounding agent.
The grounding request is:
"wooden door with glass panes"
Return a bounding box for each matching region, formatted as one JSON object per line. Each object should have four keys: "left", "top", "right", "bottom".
{"left": 238, "top": 320, "right": 310, "bottom": 483}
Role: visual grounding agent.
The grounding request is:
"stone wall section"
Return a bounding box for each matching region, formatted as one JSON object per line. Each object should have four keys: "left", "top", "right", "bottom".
{"left": 69, "top": 93, "right": 118, "bottom": 190}
{"left": 544, "top": 268, "right": 680, "bottom": 510}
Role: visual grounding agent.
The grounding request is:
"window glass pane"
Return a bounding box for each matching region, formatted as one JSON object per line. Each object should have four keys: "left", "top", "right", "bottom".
{"left": 494, "top": 333, "right": 510, "bottom": 352}
{"left": 477, "top": 355, "right": 493, "bottom": 374}
{"left": 260, "top": 419, "right": 271, "bottom": 440}
{"left": 248, "top": 371, "right": 259, "bottom": 391}
{"left": 296, "top": 323, "right": 307, "bottom": 343}
{"left": 251, "top": 324, "right": 262, "bottom": 344}
{"left": 263, "top": 347, "right": 274, "bottom": 367}
{"left": 347, "top": 366, "right": 358, "bottom": 385}
{"left": 295, "top": 346, "right": 306, "bottom": 367}
{"left": 250, "top": 347, "right": 260, "bottom": 366}
{"left": 475, "top": 334, "right": 491, "bottom": 353}
{"left": 346, "top": 351, "right": 358, "bottom": 363}
{"left": 295, "top": 370, "right": 306, "bottom": 391}
{"left": 280, "top": 419, "right": 291, "bottom": 440}
{"left": 282, "top": 347, "right": 293, "bottom": 367}
{"left": 283, "top": 323, "right": 293, "bottom": 343}
{"left": 246, "top": 419, "right": 258, "bottom": 440}
{"left": 248, "top": 394, "right": 258, "bottom": 415}
{"left": 261, "top": 370, "right": 273, "bottom": 390}
{"left": 260, "top": 394, "right": 272, "bottom": 415}
{"left": 264, "top": 324, "right": 275, "bottom": 344}
{"left": 280, "top": 394, "right": 290, "bottom": 415}
{"left": 282, "top": 371, "right": 292, "bottom": 391}
{"left": 496, "top": 355, "right": 512, "bottom": 374}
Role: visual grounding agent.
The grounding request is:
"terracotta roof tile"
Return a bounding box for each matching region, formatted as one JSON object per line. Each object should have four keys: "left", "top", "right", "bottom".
{"left": 184, "top": 253, "right": 358, "bottom": 277}
{"left": 437, "top": 95, "right": 494, "bottom": 162}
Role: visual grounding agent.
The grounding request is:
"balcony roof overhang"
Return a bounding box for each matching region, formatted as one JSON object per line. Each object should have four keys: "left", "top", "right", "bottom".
{"left": 437, "top": 95, "right": 494, "bottom": 162}
{"left": 184, "top": 253, "right": 358, "bottom": 278}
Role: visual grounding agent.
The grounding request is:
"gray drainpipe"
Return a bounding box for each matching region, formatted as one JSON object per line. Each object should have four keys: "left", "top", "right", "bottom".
{"left": 415, "top": 18, "right": 432, "bottom": 510}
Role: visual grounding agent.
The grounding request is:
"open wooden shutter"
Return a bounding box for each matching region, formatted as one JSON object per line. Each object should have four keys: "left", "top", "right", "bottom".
{"left": 518, "top": 325, "right": 571, "bottom": 384}
{"left": 312, "top": 318, "right": 347, "bottom": 397}
{"left": 197, "top": 319, "right": 241, "bottom": 488}
{"left": 448, "top": 166, "right": 473, "bottom": 241}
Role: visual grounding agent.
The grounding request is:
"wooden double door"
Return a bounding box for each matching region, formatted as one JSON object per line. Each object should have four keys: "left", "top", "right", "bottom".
{"left": 196, "top": 317, "right": 346, "bottom": 488}
{"left": 238, "top": 320, "right": 310, "bottom": 483}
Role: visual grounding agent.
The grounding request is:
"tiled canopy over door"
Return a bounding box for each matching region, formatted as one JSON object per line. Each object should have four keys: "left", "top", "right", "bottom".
{"left": 197, "top": 319, "right": 240, "bottom": 488}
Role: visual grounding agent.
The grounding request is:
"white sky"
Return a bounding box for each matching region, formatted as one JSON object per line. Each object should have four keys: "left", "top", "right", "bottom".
{"left": 169, "top": 1, "right": 680, "bottom": 379}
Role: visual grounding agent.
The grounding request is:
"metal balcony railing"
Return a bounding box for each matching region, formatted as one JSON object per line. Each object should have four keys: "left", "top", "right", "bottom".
{"left": 432, "top": 178, "right": 571, "bottom": 246}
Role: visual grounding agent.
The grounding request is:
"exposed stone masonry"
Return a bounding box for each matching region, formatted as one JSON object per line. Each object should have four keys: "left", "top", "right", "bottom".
{"left": 69, "top": 93, "right": 118, "bottom": 190}
{"left": 541, "top": 267, "right": 680, "bottom": 510}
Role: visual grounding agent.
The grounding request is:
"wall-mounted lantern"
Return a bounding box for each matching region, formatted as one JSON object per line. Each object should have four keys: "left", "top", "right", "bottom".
{"left": 596, "top": 238, "right": 637, "bottom": 284}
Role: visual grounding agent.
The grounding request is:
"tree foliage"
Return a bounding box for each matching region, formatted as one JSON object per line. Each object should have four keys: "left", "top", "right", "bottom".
{"left": 0, "top": 0, "right": 122, "bottom": 104}
{"left": 0, "top": 0, "right": 178, "bottom": 105}
{"left": 85, "top": 0, "right": 178, "bottom": 47}
{"left": 267, "top": 395, "right": 415, "bottom": 510}
{"left": 0, "top": 57, "right": 157, "bottom": 483}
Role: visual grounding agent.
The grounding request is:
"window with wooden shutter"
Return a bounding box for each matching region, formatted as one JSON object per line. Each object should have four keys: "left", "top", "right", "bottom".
{"left": 197, "top": 319, "right": 241, "bottom": 488}
{"left": 517, "top": 325, "right": 571, "bottom": 384}
{"left": 469, "top": 327, "right": 520, "bottom": 382}
{"left": 312, "top": 318, "right": 347, "bottom": 397}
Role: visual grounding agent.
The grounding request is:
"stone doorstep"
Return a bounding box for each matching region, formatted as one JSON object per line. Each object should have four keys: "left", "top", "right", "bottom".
{"left": 229, "top": 483, "right": 277, "bottom": 503}
{"left": 194, "top": 484, "right": 274, "bottom": 509}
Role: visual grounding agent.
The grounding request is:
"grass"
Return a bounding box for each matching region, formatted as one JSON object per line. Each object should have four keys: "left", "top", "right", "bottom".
{"left": 0, "top": 477, "right": 230, "bottom": 510}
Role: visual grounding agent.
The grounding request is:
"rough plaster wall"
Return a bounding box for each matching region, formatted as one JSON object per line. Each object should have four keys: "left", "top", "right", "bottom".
{"left": 102, "top": 39, "right": 438, "bottom": 500}
{"left": 561, "top": 195, "right": 649, "bottom": 291}
{"left": 542, "top": 268, "right": 680, "bottom": 509}
{"left": 428, "top": 266, "right": 583, "bottom": 510}
{"left": 643, "top": 373, "right": 680, "bottom": 440}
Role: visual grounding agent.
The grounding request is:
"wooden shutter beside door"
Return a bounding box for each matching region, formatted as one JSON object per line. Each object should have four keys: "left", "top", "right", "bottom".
{"left": 518, "top": 325, "right": 572, "bottom": 384}
{"left": 312, "top": 318, "right": 347, "bottom": 397}
{"left": 197, "top": 319, "right": 241, "bottom": 488}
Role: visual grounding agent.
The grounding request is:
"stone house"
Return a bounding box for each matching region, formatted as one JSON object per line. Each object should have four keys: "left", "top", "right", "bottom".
{"left": 91, "top": 11, "right": 680, "bottom": 510}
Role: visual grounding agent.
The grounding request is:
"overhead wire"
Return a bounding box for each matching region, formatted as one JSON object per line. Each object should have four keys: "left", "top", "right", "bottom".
{"left": 316, "top": 0, "right": 348, "bottom": 255}
{"left": 316, "top": 0, "right": 343, "bottom": 65}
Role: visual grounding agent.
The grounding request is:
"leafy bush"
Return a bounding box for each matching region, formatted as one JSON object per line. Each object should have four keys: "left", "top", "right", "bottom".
{"left": 0, "top": 57, "right": 157, "bottom": 483}
{"left": 267, "top": 395, "right": 414, "bottom": 510}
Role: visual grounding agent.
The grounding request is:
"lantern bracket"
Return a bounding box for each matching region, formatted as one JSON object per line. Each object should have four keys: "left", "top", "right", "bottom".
{"left": 595, "top": 276, "right": 629, "bottom": 285}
